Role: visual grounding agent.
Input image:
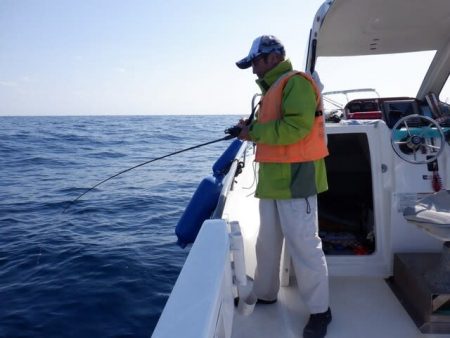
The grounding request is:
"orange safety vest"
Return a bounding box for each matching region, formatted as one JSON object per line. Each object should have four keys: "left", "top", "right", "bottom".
{"left": 255, "top": 71, "right": 329, "bottom": 163}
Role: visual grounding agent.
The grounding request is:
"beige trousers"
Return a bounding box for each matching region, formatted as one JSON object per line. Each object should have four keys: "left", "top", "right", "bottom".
{"left": 253, "top": 196, "right": 330, "bottom": 313}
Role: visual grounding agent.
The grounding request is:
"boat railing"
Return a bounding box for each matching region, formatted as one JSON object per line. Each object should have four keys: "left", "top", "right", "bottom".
{"left": 322, "top": 88, "right": 380, "bottom": 118}
{"left": 212, "top": 141, "right": 249, "bottom": 219}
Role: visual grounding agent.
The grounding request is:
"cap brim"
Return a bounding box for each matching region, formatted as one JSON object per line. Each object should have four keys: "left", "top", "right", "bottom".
{"left": 236, "top": 57, "right": 252, "bottom": 69}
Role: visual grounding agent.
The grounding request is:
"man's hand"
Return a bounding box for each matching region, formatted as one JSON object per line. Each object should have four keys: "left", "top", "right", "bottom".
{"left": 237, "top": 119, "right": 251, "bottom": 141}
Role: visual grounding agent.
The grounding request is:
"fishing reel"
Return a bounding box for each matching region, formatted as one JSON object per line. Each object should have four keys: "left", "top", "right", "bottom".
{"left": 224, "top": 93, "right": 262, "bottom": 139}
{"left": 224, "top": 125, "right": 242, "bottom": 138}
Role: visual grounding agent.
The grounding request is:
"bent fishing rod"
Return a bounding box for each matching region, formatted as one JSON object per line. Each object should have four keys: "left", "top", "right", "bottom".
{"left": 63, "top": 134, "right": 234, "bottom": 213}
{"left": 63, "top": 94, "right": 261, "bottom": 213}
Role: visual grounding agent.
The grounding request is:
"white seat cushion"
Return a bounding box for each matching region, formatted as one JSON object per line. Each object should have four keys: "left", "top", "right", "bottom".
{"left": 403, "top": 190, "right": 450, "bottom": 227}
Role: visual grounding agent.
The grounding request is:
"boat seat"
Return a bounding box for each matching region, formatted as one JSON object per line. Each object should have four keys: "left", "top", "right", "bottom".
{"left": 403, "top": 190, "right": 450, "bottom": 241}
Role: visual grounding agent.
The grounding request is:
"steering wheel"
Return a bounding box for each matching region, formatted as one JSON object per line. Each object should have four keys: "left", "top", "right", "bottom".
{"left": 391, "top": 114, "right": 445, "bottom": 164}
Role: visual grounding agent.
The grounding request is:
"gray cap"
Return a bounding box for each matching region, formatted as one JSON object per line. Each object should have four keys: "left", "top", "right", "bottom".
{"left": 236, "top": 35, "right": 285, "bottom": 69}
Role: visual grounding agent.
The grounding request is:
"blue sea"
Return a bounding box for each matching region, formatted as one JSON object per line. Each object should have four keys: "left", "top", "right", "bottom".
{"left": 0, "top": 115, "right": 239, "bottom": 338}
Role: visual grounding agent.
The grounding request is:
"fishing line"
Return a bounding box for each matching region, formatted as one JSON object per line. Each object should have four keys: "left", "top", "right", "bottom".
{"left": 64, "top": 93, "right": 261, "bottom": 213}
{"left": 63, "top": 134, "right": 236, "bottom": 213}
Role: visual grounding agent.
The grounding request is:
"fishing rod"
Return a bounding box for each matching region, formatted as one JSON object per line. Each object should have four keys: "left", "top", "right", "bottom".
{"left": 224, "top": 93, "right": 261, "bottom": 137}
{"left": 64, "top": 94, "right": 261, "bottom": 213}
{"left": 63, "top": 133, "right": 237, "bottom": 213}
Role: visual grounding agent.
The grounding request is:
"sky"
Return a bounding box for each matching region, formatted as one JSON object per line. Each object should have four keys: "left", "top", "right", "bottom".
{"left": 0, "top": 0, "right": 325, "bottom": 116}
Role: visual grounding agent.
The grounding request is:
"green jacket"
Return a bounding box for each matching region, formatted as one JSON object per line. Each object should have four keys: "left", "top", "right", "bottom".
{"left": 248, "top": 59, "right": 328, "bottom": 199}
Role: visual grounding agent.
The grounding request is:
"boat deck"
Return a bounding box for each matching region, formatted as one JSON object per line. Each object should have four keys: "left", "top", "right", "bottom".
{"left": 223, "top": 144, "right": 450, "bottom": 338}
{"left": 231, "top": 276, "right": 448, "bottom": 338}
{"left": 224, "top": 144, "right": 450, "bottom": 338}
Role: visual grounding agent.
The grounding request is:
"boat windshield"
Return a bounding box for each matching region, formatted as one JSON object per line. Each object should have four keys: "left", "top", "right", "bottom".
{"left": 315, "top": 50, "right": 437, "bottom": 112}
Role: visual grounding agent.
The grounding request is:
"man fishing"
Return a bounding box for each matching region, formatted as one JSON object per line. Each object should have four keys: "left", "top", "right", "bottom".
{"left": 234, "top": 35, "right": 332, "bottom": 338}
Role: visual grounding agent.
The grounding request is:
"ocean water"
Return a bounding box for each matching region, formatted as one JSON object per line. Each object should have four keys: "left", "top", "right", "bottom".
{"left": 0, "top": 115, "right": 239, "bottom": 338}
